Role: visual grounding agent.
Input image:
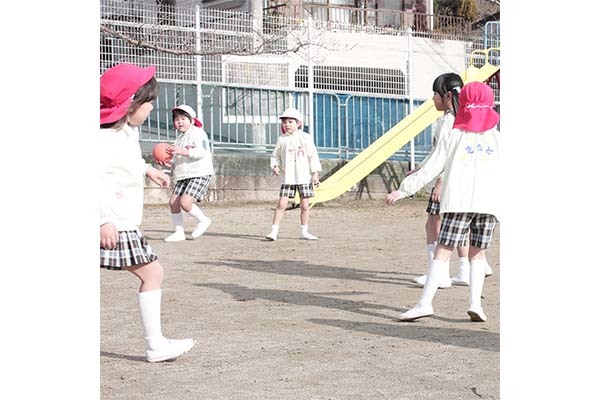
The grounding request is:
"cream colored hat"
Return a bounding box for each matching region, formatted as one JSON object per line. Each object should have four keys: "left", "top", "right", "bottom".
{"left": 278, "top": 108, "right": 303, "bottom": 125}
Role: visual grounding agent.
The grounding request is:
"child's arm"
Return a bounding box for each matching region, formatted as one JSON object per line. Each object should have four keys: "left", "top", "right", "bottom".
{"left": 386, "top": 133, "right": 449, "bottom": 206}
{"left": 305, "top": 137, "right": 322, "bottom": 182}
{"left": 270, "top": 137, "right": 282, "bottom": 175}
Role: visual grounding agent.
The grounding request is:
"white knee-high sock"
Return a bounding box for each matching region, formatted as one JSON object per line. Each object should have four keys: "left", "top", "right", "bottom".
{"left": 188, "top": 204, "right": 210, "bottom": 222}
{"left": 469, "top": 259, "right": 487, "bottom": 309}
{"left": 417, "top": 259, "right": 447, "bottom": 308}
{"left": 137, "top": 289, "right": 166, "bottom": 350}
{"left": 426, "top": 242, "right": 437, "bottom": 268}
{"left": 170, "top": 212, "right": 184, "bottom": 231}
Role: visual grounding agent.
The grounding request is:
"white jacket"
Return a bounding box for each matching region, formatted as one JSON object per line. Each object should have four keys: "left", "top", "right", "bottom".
{"left": 418, "top": 111, "right": 454, "bottom": 170}
{"left": 171, "top": 125, "right": 214, "bottom": 181}
{"left": 99, "top": 124, "right": 149, "bottom": 231}
{"left": 270, "top": 130, "right": 322, "bottom": 185}
{"left": 396, "top": 126, "right": 500, "bottom": 218}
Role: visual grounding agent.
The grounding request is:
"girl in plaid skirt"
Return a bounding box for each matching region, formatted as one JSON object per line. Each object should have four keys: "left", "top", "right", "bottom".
{"left": 160, "top": 104, "right": 214, "bottom": 242}
{"left": 266, "top": 108, "right": 322, "bottom": 241}
{"left": 408, "top": 73, "right": 472, "bottom": 289}
{"left": 386, "top": 81, "right": 500, "bottom": 322}
{"left": 100, "top": 63, "right": 194, "bottom": 362}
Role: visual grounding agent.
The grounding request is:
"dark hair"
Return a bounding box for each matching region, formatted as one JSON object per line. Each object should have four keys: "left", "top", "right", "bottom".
{"left": 100, "top": 77, "right": 159, "bottom": 130}
{"left": 172, "top": 109, "right": 193, "bottom": 122}
{"left": 432, "top": 73, "right": 464, "bottom": 116}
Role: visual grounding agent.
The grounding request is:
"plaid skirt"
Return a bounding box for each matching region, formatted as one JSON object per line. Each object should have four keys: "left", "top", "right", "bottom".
{"left": 100, "top": 229, "right": 158, "bottom": 270}
{"left": 279, "top": 183, "right": 315, "bottom": 198}
{"left": 438, "top": 212, "right": 498, "bottom": 249}
{"left": 172, "top": 175, "right": 212, "bottom": 201}
{"left": 425, "top": 188, "right": 440, "bottom": 215}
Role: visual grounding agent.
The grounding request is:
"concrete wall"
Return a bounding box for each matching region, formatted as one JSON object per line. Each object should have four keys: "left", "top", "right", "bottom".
{"left": 144, "top": 153, "right": 430, "bottom": 205}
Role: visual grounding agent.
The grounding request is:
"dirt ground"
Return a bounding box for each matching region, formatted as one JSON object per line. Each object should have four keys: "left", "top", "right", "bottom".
{"left": 100, "top": 199, "right": 500, "bottom": 400}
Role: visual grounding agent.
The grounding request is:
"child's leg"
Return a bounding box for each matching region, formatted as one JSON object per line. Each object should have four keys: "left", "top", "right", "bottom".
{"left": 415, "top": 214, "right": 447, "bottom": 287}
{"left": 273, "top": 196, "right": 288, "bottom": 225}
{"left": 452, "top": 240, "right": 471, "bottom": 285}
{"left": 179, "top": 194, "right": 211, "bottom": 239}
{"left": 299, "top": 197, "right": 318, "bottom": 240}
{"left": 399, "top": 213, "right": 470, "bottom": 321}
{"left": 266, "top": 196, "right": 288, "bottom": 240}
{"left": 127, "top": 261, "right": 194, "bottom": 362}
{"left": 467, "top": 247, "right": 488, "bottom": 322}
{"left": 165, "top": 194, "right": 186, "bottom": 242}
{"left": 466, "top": 214, "right": 498, "bottom": 322}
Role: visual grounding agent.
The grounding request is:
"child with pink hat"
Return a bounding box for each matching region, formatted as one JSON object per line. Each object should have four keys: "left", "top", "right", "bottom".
{"left": 100, "top": 63, "right": 195, "bottom": 362}
{"left": 386, "top": 81, "right": 500, "bottom": 323}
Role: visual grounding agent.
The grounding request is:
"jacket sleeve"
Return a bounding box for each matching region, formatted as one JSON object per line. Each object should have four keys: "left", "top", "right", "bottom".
{"left": 187, "top": 128, "right": 211, "bottom": 160}
{"left": 270, "top": 137, "right": 282, "bottom": 169}
{"left": 305, "top": 136, "right": 322, "bottom": 173}
{"left": 396, "top": 131, "right": 449, "bottom": 198}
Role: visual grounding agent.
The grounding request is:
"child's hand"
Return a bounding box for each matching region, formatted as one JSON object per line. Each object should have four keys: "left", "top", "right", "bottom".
{"left": 385, "top": 190, "right": 403, "bottom": 206}
{"left": 147, "top": 166, "right": 171, "bottom": 187}
{"left": 100, "top": 222, "right": 118, "bottom": 250}
{"left": 169, "top": 145, "right": 189, "bottom": 157}
{"left": 312, "top": 173, "right": 320, "bottom": 186}
{"left": 431, "top": 179, "right": 442, "bottom": 202}
{"left": 156, "top": 159, "right": 172, "bottom": 168}
{"left": 272, "top": 166, "right": 280, "bottom": 176}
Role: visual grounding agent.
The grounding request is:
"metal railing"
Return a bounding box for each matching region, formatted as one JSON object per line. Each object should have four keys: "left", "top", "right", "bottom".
{"left": 101, "top": 1, "right": 497, "bottom": 163}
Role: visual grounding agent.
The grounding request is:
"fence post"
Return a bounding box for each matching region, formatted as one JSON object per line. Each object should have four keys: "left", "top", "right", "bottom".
{"left": 307, "top": 13, "right": 315, "bottom": 139}
{"left": 407, "top": 27, "right": 415, "bottom": 170}
{"left": 195, "top": 5, "right": 204, "bottom": 132}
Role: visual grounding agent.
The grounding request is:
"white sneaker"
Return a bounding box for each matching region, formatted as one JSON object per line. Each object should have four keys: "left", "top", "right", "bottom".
{"left": 451, "top": 273, "right": 470, "bottom": 286}
{"left": 397, "top": 305, "right": 434, "bottom": 322}
{"left": 265, "top": 232, "right": 277, "bottom": 241}
{"left": 146, "top": 338, "right": 195, "bottom": 363}
{"left": 413, "top": 274, "right": 452, "bottom": 289}
{"left": 301, "top": 232, "right": 318, "bottom": 240}
{"left": 485, "top": 263, "right": 494, "bottom": 277}
{"left": 467, "top": 306, "right": 487, "bottom": 322}
{"left": 164, "top": 230, "right": 186, "bottom": 242}
{"left": 191, "top": 219, "right": 211, "bottom": 239}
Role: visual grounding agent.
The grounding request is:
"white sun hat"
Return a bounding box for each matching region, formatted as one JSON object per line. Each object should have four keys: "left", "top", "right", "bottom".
{"left": 172, "top": 104, "right": 197, "bottom": 119}
{"left": 278, "top": 108, "right": 303, "bottom": 125}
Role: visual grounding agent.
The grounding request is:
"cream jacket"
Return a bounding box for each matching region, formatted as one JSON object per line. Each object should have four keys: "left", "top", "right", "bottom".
{"left": 171, "top": 125, "right": 214, "bottom": 181}
{"left": 270, "top": 130, "right": 322, "bottom": 185}
{"left": 396, "top": 126, "right": 500, "bottom": 218}
{"left": 99, "top": 124, "right": 149, "bottom": 230}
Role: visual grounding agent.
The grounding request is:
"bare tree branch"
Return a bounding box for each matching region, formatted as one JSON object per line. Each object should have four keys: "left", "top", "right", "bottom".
{"left": 100, "top": 23, "right": 353, "bottom": 58}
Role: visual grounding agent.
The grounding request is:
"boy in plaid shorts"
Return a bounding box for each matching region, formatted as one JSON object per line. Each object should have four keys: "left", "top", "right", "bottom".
{"left": 161, "top": 104, "right": 214, "bottom": 242}
{"left": 266, "top": 108, "right": 322, "bottom": 241}
{"left": 386, "top": 82, "right": 500, "bottom": 322}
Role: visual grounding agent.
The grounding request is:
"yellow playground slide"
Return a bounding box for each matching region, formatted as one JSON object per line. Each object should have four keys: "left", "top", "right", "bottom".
{"left": 305, "top": 57, "right": 500, "bottom": 207}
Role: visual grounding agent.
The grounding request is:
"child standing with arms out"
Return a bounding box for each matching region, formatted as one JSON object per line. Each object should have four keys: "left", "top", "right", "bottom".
{"left": 410, "top": 73, "right": 470, "bottom": 289}
{"left": 163, "top": 104, "right": 214, "bottom": 242}
{"left": 266, "top": 108, "right": 322, "bottom": 241}
{"left": 100, "top": 63, "right": 194, "bottom": 362}
{"left": 386, "top": 81, "right": 500, "bottom": 322}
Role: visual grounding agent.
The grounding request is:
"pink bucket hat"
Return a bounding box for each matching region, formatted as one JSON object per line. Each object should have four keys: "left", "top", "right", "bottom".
{"left": 172, "top": 104, "right": 203, "bottom": 128}
{"left": 453, "top": 81, "right": 499, "bottom": 133}
{"left": 100, "top": 63, "right": 157, "bottom": 125}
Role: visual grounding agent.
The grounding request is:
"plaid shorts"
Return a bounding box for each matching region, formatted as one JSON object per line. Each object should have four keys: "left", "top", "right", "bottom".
{"left": 438, "top": 212, "right": 498, "bottom": 249}
{"left": 172, "top": 175, "right": 212, "bottom": 200}
{"left": 425, "top": 188, "right": 440, "bottom": 215}
{"left": 100, "top": 229, "right": 158, "bottom": 270}
{"left": 279, "top": 183, "right": 315, "bottom": 198}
